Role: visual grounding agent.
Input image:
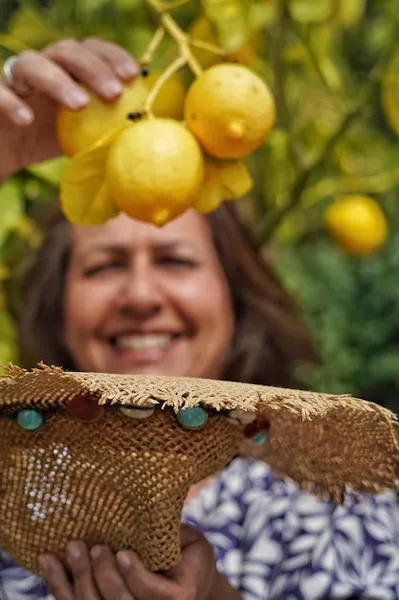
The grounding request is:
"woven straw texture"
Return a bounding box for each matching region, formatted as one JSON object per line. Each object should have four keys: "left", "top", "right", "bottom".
{"left": 0, "top": 363, "right": 398, "bottom": 575}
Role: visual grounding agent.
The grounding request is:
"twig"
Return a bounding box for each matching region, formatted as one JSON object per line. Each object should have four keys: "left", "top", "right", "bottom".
{"left": 141, "top": 0, "right": 206, "bottom": 115}
{"left": 189, "top": 38, "right": 226, "bottom": 57}
{"left": 269, "top": 3, "right": 302, "bottom": 170}
{"left": 161, "top": 11, "right": 203, "bottom": 76}
{"left": 140, "top": 26, "right": 165, "bottom": 65}
{"left": 257, "top": 108, "right": 359, "bottom": 241}
{"left": 145, "top": 0, "right": 203, "bottom": 76}
{"left": 143, "top": 55, "right": 186, "bottom": 117}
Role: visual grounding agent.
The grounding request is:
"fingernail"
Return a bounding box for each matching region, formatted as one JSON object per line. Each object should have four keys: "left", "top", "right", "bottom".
{"left": 116, "top": 552, "right": 132, "bottom": 569}
{"left": 102, "top": 80, "right": 123, "bottom": 98}
{"left": 14, "top": 107, "right": 33, "bottom": 125}
{"left": 67, "top": 541, "right": 82, "bottom": 560}
{"left": 117, "top": 63, "right": 139, "bottom": 79}
{"left": 90, "top": 545, "right": 103, "bottom": 559}
{"left": 66, "top": 90, "right": 89, "bottom": 109}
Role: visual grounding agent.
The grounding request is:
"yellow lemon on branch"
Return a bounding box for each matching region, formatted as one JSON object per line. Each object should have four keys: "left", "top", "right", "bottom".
{"left": 57, "top": 78, "right": 149, "bottom": 157}
{"left": 184, "top": 63, "right": 276, "bottom": 159}
{"left": 144, "top": 71, "right": 186, "bottom": 120}
{"left": 105, "top": 119, "right": 204, "bottom": 226}
{"left": 325, "top": 195, "right": 388, "bottom": 256}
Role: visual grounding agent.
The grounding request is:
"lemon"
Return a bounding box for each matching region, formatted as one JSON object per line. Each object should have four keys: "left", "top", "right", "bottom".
{"left": 184, "top": 63, "right": 276, "bottom": 159}
{"left": 325, "top": 195, "right": 388, "bottom": 256}
{"left": 106, "top": 119, "right": 204, "bottom": 226}
{"left": 144, "top": 71, "right": 186, "bottom": 120}
{"left": 57, "top": 78, "right": 149, "bottom": 157}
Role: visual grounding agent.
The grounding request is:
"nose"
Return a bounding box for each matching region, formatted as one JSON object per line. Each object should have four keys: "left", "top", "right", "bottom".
{"left": 118, "top": 261, "right": 163, "bottom": 317}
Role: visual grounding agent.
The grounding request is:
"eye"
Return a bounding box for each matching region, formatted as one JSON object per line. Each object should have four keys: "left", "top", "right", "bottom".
{"left": 83, "top": 262, "right": 125, "bottom": 277}
{"left": 157, "top": 256, "right": 196, "bottom": 268}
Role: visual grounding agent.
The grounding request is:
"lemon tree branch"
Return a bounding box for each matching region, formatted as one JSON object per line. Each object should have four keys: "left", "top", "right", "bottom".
{"left": 257, "top": 107, "right": 360, "bottom": 241}
{"left": 140, "top": 26, "right": 165, "bottom": 65}
{"left": 141, "top": 0, "right": 205, "bottom": 115}
{"left": 189, "top": 38, "right": 226, "bottom": 57}
{"left": 145, "top": 0, "right": 203, "bottom": 76}
{"left": 160, "top": 12, "right": 203, "bottom": 76}
{"left": 269, "top": 3, "right": 302, "bottom": 170}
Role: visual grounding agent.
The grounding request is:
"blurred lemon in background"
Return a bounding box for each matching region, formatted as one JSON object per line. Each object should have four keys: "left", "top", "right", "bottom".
{"left": 325, "top": 195, "right": 388, "bottom": 256}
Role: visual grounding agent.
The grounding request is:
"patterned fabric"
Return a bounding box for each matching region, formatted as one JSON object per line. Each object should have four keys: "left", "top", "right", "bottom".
{"left": 1, "top": 457, "right": 399, "bottom": 599}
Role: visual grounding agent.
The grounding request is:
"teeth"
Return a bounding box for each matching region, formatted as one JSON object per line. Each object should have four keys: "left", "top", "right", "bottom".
{"left": 116, "top": 334, "right": 172, "bottom": 350}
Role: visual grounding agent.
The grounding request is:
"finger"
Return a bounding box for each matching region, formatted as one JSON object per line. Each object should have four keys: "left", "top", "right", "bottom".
{"left": 82, "top": 37, "right": 139, "bottom": 81}
{"left": 11, "top": 50, "right": 90, "bottom": 111}
{"left": 179, "top": 524, "right": 205, "bottom": 548}
{"left": 66, "top": 541, "right": 99, "bottom": 600}
{"left": 167, "top": 527, "right": 215, "bottom": 599}
{"left": 44, "top": 39, "right": 124, "bottom": 100}
{"left": 38, "top": 554, "right": 75, "bottom": 600}
{"left": 170, "top": 525, "right": 214, "bottom": 583}
{"left": 116, "top": 551, "right": 178, "bottom": 600}
{"left": 90, "top": 545, "right": 135, "bottom": 600}
{"left": 0, "top": 81, "right": 34, "bottom": 126}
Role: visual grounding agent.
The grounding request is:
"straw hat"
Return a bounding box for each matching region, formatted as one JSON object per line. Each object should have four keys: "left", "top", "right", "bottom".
{"left": 0, "top": 362, "right": 398, "bottom": 575}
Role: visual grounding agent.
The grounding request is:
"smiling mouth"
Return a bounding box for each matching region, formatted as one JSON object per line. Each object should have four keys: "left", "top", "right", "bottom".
{"left": 110, "top": 333, "right": 183, "bottom": 352}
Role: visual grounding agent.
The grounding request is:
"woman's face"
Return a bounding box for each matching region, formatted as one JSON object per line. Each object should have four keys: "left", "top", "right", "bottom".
{"left": 63, "top": 210, "right": 234, "bottom": 378}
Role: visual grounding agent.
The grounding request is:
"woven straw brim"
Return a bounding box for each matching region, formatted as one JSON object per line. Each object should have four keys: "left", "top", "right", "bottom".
{"left": 0, "top": 363, "right": 398, "bottom": 575}
{"left": 1, "top": 363, "right": 398, "bottom": 498}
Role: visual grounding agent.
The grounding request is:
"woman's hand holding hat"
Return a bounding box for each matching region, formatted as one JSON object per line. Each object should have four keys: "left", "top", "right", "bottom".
{"left": 39, "top": 525, "right": 242, "bottom": 600}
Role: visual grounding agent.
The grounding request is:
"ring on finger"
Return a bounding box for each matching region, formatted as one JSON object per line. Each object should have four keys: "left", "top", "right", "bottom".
{"left": 2, "top": 56, "right": 32, "bottom": 96}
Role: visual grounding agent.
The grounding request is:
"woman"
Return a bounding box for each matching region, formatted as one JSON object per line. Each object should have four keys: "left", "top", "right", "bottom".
{"left": 1, "top": 38, "right": 399, "bottom": 600}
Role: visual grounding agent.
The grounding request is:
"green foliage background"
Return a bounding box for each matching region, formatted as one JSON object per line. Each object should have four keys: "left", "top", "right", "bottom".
{"left": 1, "top": 0, "right": 399, "bottom": 413}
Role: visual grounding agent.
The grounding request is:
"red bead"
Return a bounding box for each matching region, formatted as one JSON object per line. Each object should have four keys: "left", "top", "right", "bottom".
{"left": 65, "top": 393, "right": 105, "bottom": 423}
{"left": 244, "top": 417, "right": 270, "bottom": 439}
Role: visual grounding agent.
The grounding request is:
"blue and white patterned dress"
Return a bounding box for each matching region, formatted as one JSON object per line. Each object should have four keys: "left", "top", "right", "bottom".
{"left": 1, "top": 458, "right": 399, "bottom": 599}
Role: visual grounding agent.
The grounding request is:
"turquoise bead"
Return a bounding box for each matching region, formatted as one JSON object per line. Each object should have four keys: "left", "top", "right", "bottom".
{"left": 17, "top": 409, "right": 43, "bottom": 431}
{"left": 176, "top": 406, "right": 208, "bottom": 430}
{"left": 250, "top": 431, "right": 269, "bottom": 445}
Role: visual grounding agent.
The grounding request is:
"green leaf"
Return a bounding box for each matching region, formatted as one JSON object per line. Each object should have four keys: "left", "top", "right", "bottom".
{"left": 287, "top": 0, "right": 334, "bottom": 24}
{"left": 0, "top": 33, "right": 29, "bottom": 53}
{"left": 0, "top": 309, "right": 16, "bottom": 366}
{"left": 0, "top": 180, "right": 23, "bottom": 243}
{"left": 78, "top": 0, "right": 112, "bottom": 13}
{"left": 124, "top": 26, "right": 155, "bottom": 58}
{"left": 381, "top": 51, "right": 399, "bottom": 137}
{"left": 7, "top": 5, "right": 61, "bottom": 48}
{"left": 202, "top": 0, "right": 250, "bottom": 52}
{"left": 0, "top": 264, "right": 9, "bottom": 284}
{"left": 260, "top": 129, "right": 296, "bottom": 208}
{"left": 335, "top": 0, "right": 365, "bottom": 26}
{"left": 115, "top": 0, "right": 140, "bottom": 9}
{"left": 27, "top": 157, "right": 69, "bottom": 187}
{"left": 334, "top": 126, "right": 399, "bottom": 177}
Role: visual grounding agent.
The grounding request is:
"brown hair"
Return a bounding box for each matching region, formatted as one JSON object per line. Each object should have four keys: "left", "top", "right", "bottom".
{"left": 19, "top": 202, "right": 314, "bottom": 387}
